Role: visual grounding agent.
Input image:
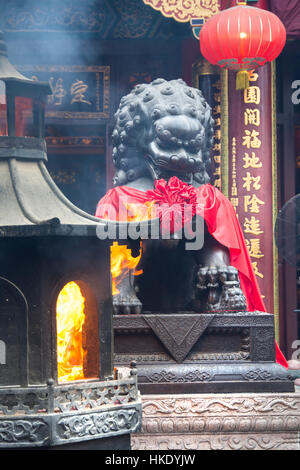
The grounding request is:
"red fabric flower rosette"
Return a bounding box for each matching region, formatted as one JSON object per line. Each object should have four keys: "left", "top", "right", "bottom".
{"left": 145, "top": 177, "right": 198, "bottom": 236}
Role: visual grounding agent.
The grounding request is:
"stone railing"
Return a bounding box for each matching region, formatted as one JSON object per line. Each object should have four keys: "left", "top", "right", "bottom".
{"left": 0, "top": 366, "right": 142, "bottom": 448}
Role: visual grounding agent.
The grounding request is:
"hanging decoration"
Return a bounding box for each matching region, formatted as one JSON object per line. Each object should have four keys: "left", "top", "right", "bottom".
{"left": 199, "top": 1, "right": 286, "bottom": 89}
{"left": 142, "top": 0, "right": 220, "bottom": 23}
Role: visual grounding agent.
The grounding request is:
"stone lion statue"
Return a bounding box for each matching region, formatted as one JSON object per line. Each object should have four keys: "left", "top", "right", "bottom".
{"left": 111, "top": 78, "right": 214, "bottom": 190}
{"left": 97, "top": 78, "right": 247, "bottom": 315}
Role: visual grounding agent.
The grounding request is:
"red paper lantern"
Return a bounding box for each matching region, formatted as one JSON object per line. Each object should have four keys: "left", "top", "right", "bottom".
{"left": 199, "top": 2, "right": 286, "bottom": 89}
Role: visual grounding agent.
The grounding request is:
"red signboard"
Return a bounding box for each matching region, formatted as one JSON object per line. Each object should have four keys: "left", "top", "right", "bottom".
{"left": 227, "top": 64, "right": 277, "bottom": 316}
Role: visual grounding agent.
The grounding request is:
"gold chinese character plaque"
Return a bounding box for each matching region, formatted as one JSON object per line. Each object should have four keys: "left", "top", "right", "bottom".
{"left": 17, "top": 65, "right": 110, "bottom": 119}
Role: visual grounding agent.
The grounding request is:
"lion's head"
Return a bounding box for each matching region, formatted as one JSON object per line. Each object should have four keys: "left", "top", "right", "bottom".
{"left": 111, "top": 78, "right": 214, "bottom": 188}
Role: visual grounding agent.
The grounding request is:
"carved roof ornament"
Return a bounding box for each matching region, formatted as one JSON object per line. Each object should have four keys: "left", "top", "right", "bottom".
{"left": 143, "top": 0, "right": 220, "bottom": 23}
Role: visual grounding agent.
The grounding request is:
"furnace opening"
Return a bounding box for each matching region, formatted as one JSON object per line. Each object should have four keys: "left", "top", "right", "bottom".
{"left": 56, "top": 280, "right": 99, "bottom": 383}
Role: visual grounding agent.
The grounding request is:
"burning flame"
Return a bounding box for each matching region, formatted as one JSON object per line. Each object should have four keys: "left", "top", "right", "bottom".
{"left": 125, "top": 201, "right": 155, "bottom": 222}
{"left": 108, "top": 202, "right": 154, "bottom": 297}
{"left": 98, "top": 201, "right": 156, "bottom": 298}
{"left": 100, "top": 201, "right": 155, "bottom": 223}
{"left": 111, "top": 242, "right": 142, "bottom": 296}
{"left": 56, "top": 281, "right": 86, "bottom": 383}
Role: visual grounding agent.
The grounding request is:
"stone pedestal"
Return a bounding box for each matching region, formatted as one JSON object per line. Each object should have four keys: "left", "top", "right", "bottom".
{"left": 114, "top": 313, "right": 294, "bottom": 394}
{"left": 131, "top": 392, "right": 300, "bottom": 450}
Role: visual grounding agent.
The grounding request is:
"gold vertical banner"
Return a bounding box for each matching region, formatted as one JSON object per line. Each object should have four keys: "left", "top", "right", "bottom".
{"left": 221, "top": 69, "right": 229, "bottom": 198}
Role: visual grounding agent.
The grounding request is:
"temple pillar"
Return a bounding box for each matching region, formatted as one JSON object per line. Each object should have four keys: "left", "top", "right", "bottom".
{"left": 222, "top": 64, "right": 279, "bottom": 326}
{"left": 192, "top": 59, "right": 222, "bottom": 189}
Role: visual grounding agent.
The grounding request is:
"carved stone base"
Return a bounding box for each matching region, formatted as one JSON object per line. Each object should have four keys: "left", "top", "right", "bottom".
{"left": 114, "top": 313, "right": 294, "bottom": 393}
{"left": 132, "top": 392, "right": 300, "bottom": 450}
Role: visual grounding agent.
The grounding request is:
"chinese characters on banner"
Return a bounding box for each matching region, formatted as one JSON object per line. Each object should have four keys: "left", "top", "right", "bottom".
{"left": 212, "top": 78, "right": 222, "bottom": 190}
{"left": 227, "top": 64, "right": 276, "bottom": 314}
{"left": 193, "top": 58, "right": 222, "bottom": 190}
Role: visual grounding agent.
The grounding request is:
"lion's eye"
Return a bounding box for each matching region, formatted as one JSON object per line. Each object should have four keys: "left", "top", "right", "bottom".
{"left": 188, "top": 139, "right": 201, "bottom": 153}
{"left": 155, "top": 126, "right": 172, "bottom": 141}
{"left": 155, "top": 137, "right": 169, "bottom": 149}
{"left": 161, "top": 130, "right": 172, "bottom": 141}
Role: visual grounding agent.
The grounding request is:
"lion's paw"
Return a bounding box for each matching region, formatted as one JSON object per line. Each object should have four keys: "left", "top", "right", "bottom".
{"left": 196, "top": 265, "right": 247, "bottom": 313}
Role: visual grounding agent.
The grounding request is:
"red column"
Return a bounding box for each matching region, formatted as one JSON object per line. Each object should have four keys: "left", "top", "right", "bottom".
{"left": 181, "top": 38, "right": 200, "bottom": 87}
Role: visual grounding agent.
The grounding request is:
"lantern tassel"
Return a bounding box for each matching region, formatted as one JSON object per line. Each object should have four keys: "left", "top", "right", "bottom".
{"left": 236, "top": 70, "right": 250, "bottom": 90}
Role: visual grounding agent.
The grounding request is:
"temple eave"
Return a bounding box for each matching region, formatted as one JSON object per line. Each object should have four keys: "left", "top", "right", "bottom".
{"left": 0, "top": 158, "right": 107, "bottom": 233}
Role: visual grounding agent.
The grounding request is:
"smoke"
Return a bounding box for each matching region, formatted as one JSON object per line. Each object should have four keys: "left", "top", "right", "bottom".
{"left": 0, "top": 0, "right": 192, "bottom": 215}
{"left": 0, "top": 1, "right": 110, "bottom": 215}
{"left": 2, "top": 1, "right": 99, "bottom": 65}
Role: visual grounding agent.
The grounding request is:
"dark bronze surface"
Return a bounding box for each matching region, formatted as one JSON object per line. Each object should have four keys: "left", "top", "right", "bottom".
{"left": 114, "top": 312, "right": 294, "bottom": 393}
{"left": 112, "top": 78, "right": 214, "bottom": 190}
{"left": 111, "top": 79, "right": 246, "bottom": 315}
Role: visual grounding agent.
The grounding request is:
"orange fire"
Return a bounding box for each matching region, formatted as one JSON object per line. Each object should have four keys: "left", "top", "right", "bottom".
{"left": 111, "top": 242, "right": 143, "bottom": 295}
{"left": 56, "top": 281, "right": 86, "bottom": 383}
{"left": 100, "top": 201, "right": 155, "bottom": 223}
{"left": 125, "top": 201, "right": 155, "bottom": 222}
{"left": 109, "top": 201, "right": 154, "bottom": 296}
